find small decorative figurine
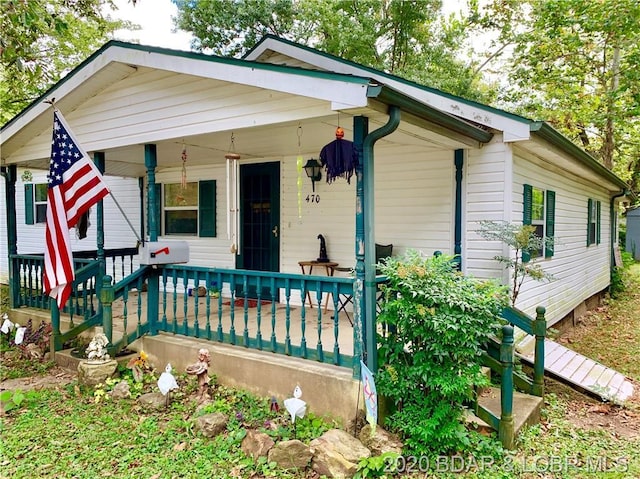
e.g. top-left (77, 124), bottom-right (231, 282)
top-left (283, 385), bottom-right (307, 424)
top-left (86, 332), bottom-right (111, 362)
top-left (158, 363), bottom-right (179, 407)
top-left (317, 234), bottom-right (329, 262)
top-left (186, 348), bottom-right (211, 401)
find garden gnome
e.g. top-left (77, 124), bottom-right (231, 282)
top-left (186, 348), bottom-right (211, 401)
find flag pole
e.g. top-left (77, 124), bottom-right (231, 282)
top-left (108, 191), bottom-right (142, 244)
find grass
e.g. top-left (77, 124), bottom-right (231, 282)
top-left (2, 264), bottom-right (640, 478)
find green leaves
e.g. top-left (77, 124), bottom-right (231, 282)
top-left (376, 251), bottom-right (507, 457)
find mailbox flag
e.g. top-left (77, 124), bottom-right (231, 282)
top-left (43, 110), bottom-right (110, 310)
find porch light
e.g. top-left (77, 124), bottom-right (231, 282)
top-left (303, 158), bottom-right (322, 192)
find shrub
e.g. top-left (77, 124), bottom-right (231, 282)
top-left (375, 251), bottom-right (508, 457)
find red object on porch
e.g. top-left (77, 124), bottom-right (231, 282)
top-left (223, 298), bottom-right (271, 308)
top-left (43, 110), bottom-right (110, 310)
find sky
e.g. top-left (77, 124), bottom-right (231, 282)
top-left (105, 0), bottom-right (194, 50)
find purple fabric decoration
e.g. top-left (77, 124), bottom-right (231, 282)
top-left (319, 138), bottom-right (357, 184)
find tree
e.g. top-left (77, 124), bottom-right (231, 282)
top-left (469, 0), bottom-right (640, 193)
top-left (172, 0), bottom-right (495, 102)
top-left (0, 0), bottom-right (131, 124)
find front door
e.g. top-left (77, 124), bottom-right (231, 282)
top-left (236, 162), bottom-right (280, 296)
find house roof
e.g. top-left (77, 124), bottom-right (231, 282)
top-left (246, 35), bottom-right (632, 194)
top-left (1, 40), bottom-right (493, 176)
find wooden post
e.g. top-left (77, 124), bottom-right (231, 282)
top-left (51, 297), bottom-right (62, 351)
top-left (499, 324), bottom-right (515, 449)
top-left (532, 306), bottom-right (547, 397)
top-left (100, 275), bottom-right (114, 353)
top-left (145, 144), bottom-right (159, 336)
top-left (3, 165), bottom-right (19, 308)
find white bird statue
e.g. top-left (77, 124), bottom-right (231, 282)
top-left (284, 385), bottom-right (306, 424)
top-left (158, 363), bottom-right (179, 407)
top-left (1, 314), bottom-right (14, 335)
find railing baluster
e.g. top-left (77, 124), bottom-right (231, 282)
top-left (205, 271), bottom-right (212, 340)
top-left (315, 280), bottom-right (324, 362)
top-left (229, 276), bottom-right (236, 345)
top-left (332, 282), bottom-right (340, 364)
top-left (284, 279), bottom-right (292, 355)
top-left (161, 270), bottom-right (168, 330)
top-left (300, 278), bottom-right (307, 358)
top-left (269, 277), bottom-right (277, 352)
top-left (255, 276), bottom-right (263, 349)
top-left (172, 269), bottom-right (178, 334)
top-left (216, 273), bottom-right (224, 342)
top-left (122, 286), bottom-right (129, 341)
top-left (136, 276), bottom-right (143, 338)
top-left (182, 271), bottom-right (189, 335)
top-left (193, 270), bottom-right (200, 338)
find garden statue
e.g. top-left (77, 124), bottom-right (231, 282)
top-left (86, 332), bottom-right (110, 362)
top-left (186, 348), bottom-right (211, 401)
top-left (317, 234), bottom-right (329, 262)
top-left (158, 363), bottom-right (179, 407)
top-left (283, 385), bottom-right (306, 424)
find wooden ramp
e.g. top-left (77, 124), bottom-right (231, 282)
top-left (514, 331), bottom-right (634, 404)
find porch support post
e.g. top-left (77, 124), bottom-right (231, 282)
top-left (2, 165), bottom-right (19, 308)
top-left (362, 105), bottom-right (401, 374)
top-left (93, 152), bottom-right (106, 285)
top-left (352, 116), bottom-right (368, 378)
top-left (454, 149), bottom-right (464, 270)
top-left (145, 144), bottom-right (159, 335)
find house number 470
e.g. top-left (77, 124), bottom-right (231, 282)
top-left (306, 194), bottom-right (320, 203)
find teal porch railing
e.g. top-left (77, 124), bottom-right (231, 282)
top-left (475, 306), bottom-right (547, 449)
top-left (98, 264), bottom-right (359, 374)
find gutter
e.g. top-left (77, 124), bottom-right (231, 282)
top-left (367, 84), bottom-right (494, 144)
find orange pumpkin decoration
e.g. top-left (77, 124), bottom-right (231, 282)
top-left (335, 127), bottom-right (345, 139)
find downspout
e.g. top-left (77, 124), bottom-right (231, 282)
top-left (610, 189), bottom-right (629, 277)
top-left (360, 105), bottom-right (400, 374)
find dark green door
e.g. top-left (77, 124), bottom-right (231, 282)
top-left (236, 162), bottom-right (280, 296)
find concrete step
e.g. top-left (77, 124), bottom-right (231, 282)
top-left (55, 348), bottom-right (139, 372)
top-left (477, 387), bottom-right (543, 437)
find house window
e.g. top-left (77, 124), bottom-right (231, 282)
top-left (523, 184), bottom-right (555, 261)
top-left (587, 198), bottom-right (601, 246)
top-left (156, 180), bottom-right (216, 237)
top-left (24, 183), bottom-right (48, 224)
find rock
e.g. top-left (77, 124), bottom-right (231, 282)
top-left (241, 429), bottom-right (275, 459)
top-left (358, 424), bottom-right (403, 455)
top-left (195, 413), bottom-right (228, 438)
top-left (310, 429), bottom-right (371, 478)
top-left (110, 380), bottom-right (131, 400)
top-left (77, 359), bottom-right (118, 386)
top-left (267, 439), bottom-right (312, 470)
top-left (25, 343), bottom-right (43, 360)
top-left (138, 392), bottom-right (167, 410)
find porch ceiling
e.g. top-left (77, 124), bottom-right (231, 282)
top-left (10, 108), bottom-right (477, 179)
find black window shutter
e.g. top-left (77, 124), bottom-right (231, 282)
top-left (24, 184), bottom-right (34, 225)
top-left (199, 180), bottom-right (216, 237)
top-left (596, 200), bottom-right (601, 245)
top-left (523, 184), bottom-right (532, 263)
top-left (587, 198), bottom-right (593, 246)
top-left (545, 190), bottom-right (555, 258)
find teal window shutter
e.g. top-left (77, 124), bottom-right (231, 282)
top-left (523, 184), bottom-right (532, 263)
top-left (587, 198), bottom-right (593, 246)
top-left (596, 200), bottom-right (601, 245)
top-left (24, 184), bottom-right (34, 225)
top-left (199, 180), bottom-right (216, 237)
top-left (545, 190), bottom-right (555, 258)
top-left (154, 183), bottom-right (162, 235)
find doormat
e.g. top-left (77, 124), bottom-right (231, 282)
top-left (223, 298), bottom-right (271, 308)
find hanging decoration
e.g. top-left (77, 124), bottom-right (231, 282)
top-left (319, 125), bottom-right (357, 184)
top-left (225, 132), bottom-right (240, 254)
top-left (180, 141), bottom-right (188, 189)
top-left (296, 125), bottom-right (303, 218)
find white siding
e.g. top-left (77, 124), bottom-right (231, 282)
top-left (0, 177), bottom-right (7, 283)
top-left (512, 151), bottom-right (612, 325)
top-left (464, 135), bottom-right (511, 279)
top-left (0, 169), bottom-right (141, 284)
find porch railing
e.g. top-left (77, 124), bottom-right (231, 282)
top-left (98, 264), bottom-right (359, 374)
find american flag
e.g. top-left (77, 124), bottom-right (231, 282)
top-left (44, 110), bottom-right (110, 310)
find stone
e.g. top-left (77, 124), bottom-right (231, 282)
top-left (310, 429), bottom-right (371, 479)
top-left (24, 343), bottom-right (43, 360)
top-left (77, 359), bottom-right (118, 387)
top-left (241, 429), bottom-right (275, 459)
top-left (110, 380), bottom-right (131, 400)
top-left (267, 439), bottom-right (312, 470)
top-left (138, 392), bottom-right (167, 410)
top-left (358, 424), bottom-right (403, 456)
top-left (195, 413), bottom-right (228, 438)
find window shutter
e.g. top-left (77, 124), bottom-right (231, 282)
top-left (545, 190), bottom-right (555, 258)
top-left (154, 183), bottom-right (162, 235)
top-left (596, 200), bottom-right (601, 245)
top-left (199, 180), bottom-right (216, 237)
top-left (522, 184), bottom-right (532, 263)
top-left (24, 184), bottom-right (34, 225)
top-left (587, 198), bottom-right (593, 246)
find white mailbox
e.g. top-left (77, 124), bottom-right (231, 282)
top-left (139, 241), bottom-right (189, 265)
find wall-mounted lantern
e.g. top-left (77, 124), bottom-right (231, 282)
top-left (303, 158), bottom-right (322, 192)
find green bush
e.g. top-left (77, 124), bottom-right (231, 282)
top-left (375, 251), bottom-right (508, 457)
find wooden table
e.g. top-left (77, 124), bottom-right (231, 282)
top-left (298, 260), bottom-right (339, 311)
